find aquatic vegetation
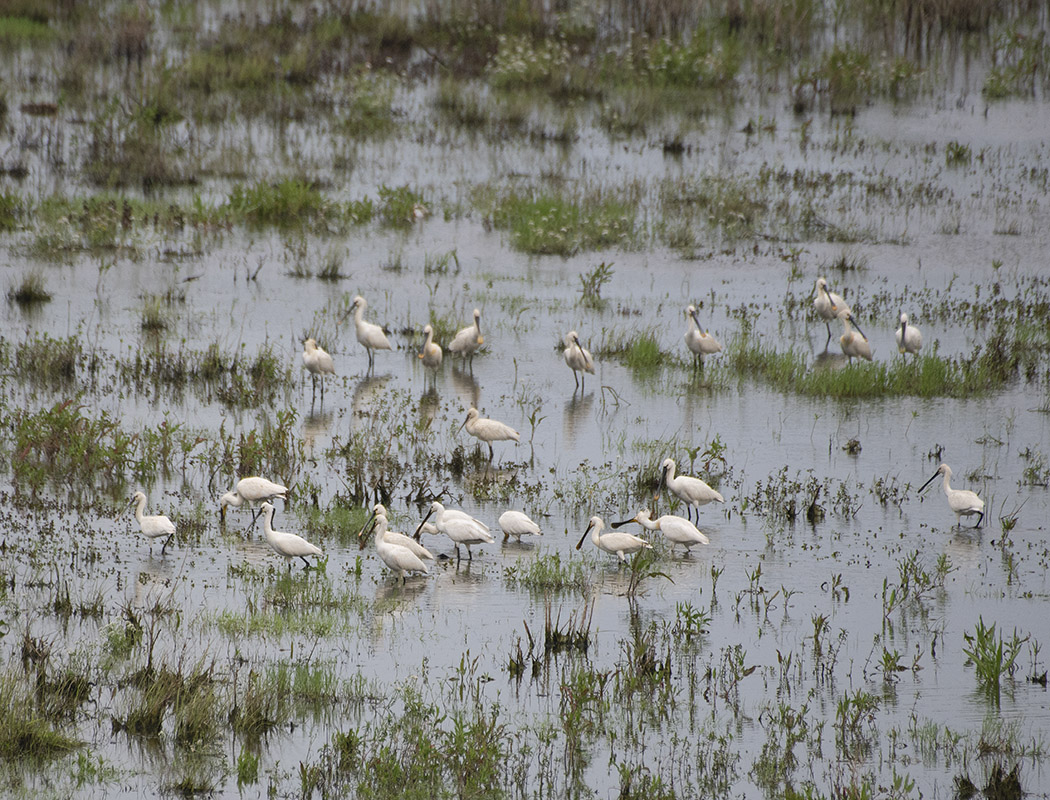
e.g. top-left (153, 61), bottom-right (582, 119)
top-left (963, 618), bottom-right (1029, 704)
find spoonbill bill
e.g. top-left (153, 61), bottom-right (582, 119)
top-left (814, 277), bottom-right (851, 346)
top-left (459, 407), bottom-right (519, 461)
top-left (563, 330), bottom-right (595, 390)
top-left (895, 312), bottom-right (922, 355)
top-left (344, 295), bottom-right (392, 370)
top-left (415, 501), bottom-right (493, 561)
top-left (259, 502), bottom-right (322, 568)
top-left (918, 463), bottom-right (984, 528)
top-left (498, 510), bottom-right (542, 542)
top-left (575, 516), bottom-right (651, 562)
top-left (659, 458), bottom-right (724, 523)
top-left (838, 310), bottom-right (872, 362)
top-left (130, 491), bottom-right (176, 555)
top-left (684, 304), bottom-right (722, 370)
top-left (302, 338), bottom-right (335, 402)
top-left (220, 477), bottom-right (288, 525)
top-left (448, 309), bottom-right (483, 367)
top-left (613, 509), bottom-right (709, 553)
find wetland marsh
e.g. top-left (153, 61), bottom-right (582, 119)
top-left (0, 1), bottom-right (1049, 798)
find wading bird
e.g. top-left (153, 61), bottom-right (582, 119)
top-left (613, 509), bottom-right (709, 554)
top-left (563, 330), bottom-right (595, 390)
top-left (575, 515), bottom-right (651, 562)
top-left (363, 507), bottom-right (430, 582)
top-left (359, 504), bottom-right (435, 563)
top-left (344, 295), bottom-right (392, 370)
top-left (814, 277), bottom-right (851, 347)
top-left (498, 510), bottom-right (542, 543)
top-left (684, 304), bottom-right (722, 371)
top-left (220, 476), bottom-right (288, 526)
top-left (419, 324), bottom-right (442, 385)
top-left (302, 338), bottom-right (335, 402)
top-left (659, 458), bottom-right (724, 523)
top-left (838, 310), bottom-right (872, 362)
top-left (130, 491), bottom-right (176, 555)
top-left (259, 502), bottom-right (322, 569)
top-left (918, 463), bottom-right (984, 528)
top-left (415, 501), bottom-right (493, 561)
top-left (459, 407), bottom-right (519, 461)
top-left (895, 312), bottom-right (922, 355)
top-left (448, 308), bottom-right (483, 367)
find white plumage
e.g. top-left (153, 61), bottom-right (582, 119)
top-left (684, 304), bottom-right (722, 369)
top-left (575, 515), bottom-right (651, 562)
top-left (346, 295), bottom-right (392, 370)
top-left (498, 510), bottom-right (542, 542)
top-left (416, 501), bottom-right (494, 561)
top-left (448, 309), bottom-right (483, 366)
top-left (220, 476), bottom-right (288, 524)
top-left (814, 277), bottom-right (851, 346)
top-left (368, 507), bottom-right (430, 582)
top-left (459, 407), bottom-right (519, 460)
top-left (919, 463), bottom-right (984, 528)
top-left (419, 324), bottom-right (442, 372)
top-left (563, 330), bottom-right (595, 390)
top-left (361, 504), bottom-right (435, 562)
top-left (660, 458), bottom-right (724, 523)
top-left (130, 491), bottom-right (176, 555)
top-left (259, 502), bottom-right (322, 568)
top-left (895, 312), bottom-right (922, 355)
top-left (838, 310), bottom-right (872, 362)
top-left (302, 338), bottom-right (335, 401)
top-left (613, 509), bottom-right (709, 553)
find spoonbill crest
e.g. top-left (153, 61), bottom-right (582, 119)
top-left (459, 407), bottom-right (519, 460)
top-left (498, 510), bottom-right (542, 542)
top-left (259, 502), bottom-right (322, 569)
top-left (448, 309), bottom-right (483, 367)
top-left (415, 501), bottom-right (493, 561)
top-left (684, 304), bottom-right (722, 370)
top-left (814, 278), bottom-right (851, 346)
top-left (838, 310), bottom-right (872, 362)
top-left (575, 516), bottom-right (651, 562)
top-left (659, 458), bottom-right (724, 523)
top-left (563, 330), bottom-right (595, 390)
top-left (918, 463), bottom-right (984, 528)
top-left (344, 295), bottom-right (392, 370)
top-left (895, 312), bottom-right (922, 355)
top-left (302, 338), bottom-right (335, 402)
top-left (220, 476), bottom-right (288, 525)
top-left (613, 509), bottom-right (709, 553)
top-left (130, 491), bottom-right (176, 555)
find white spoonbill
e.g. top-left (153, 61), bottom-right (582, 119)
top-left (459, 407), bottom-right (520, 461)
top-left (415, 501), bottom-right (494, 561)
top-left (448, 309), bottom-right (483, 367)
top-left (344, 295), bottom-right (392, 370)
top-left (220, 476), bottom-right (288, 525)
top-left (814, 277), bottom-right (851, 346)
top-left (895, 312), bottom-right (922, 355)
top-left (613, 509), bottom-right (709, 553)
top-left (419, 324), bottom-right (442, 370)
top-left (563, 330), bottom-right (595, 390)
top-left (838, 310), bottom-right (872, 362)
top-left (359, 504), bottom-right (435, 562)
top-left (498, 510), bottom-right (542, 543)
top-left (302, 338), bottom-right (335, 402)
top-left (659, 458), bottom-right (724, 523)
top-left (130, 491), bottom-right (176, 555)
top-left (918, 463), bottom-right (984, 528)
top-left (684, 304), bottom-right (722, 370)
top-left (259, 502), bottom-right (322, 569)
top-left (575, 516), bottom-right (651, 562)
top-left (366, 509), bottom-right (430, 582)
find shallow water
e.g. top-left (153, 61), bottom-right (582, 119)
top-left (2, 16), bottom-right (1050, 800)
